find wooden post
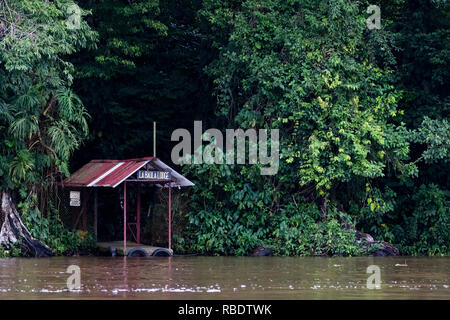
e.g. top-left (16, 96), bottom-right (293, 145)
top-left (153, 121), bottom-right (156, 157)
top-left (94, 188), bottom-right (98, 239)
top-left (71, 205), bottom-right (77, 231)
top-left (137, 183), bottom-right (141, 244)
top-left (123, 182), bottom-right (127, 253)
top-left (82, 189), bottom-right (88, 231)
top-left (168, 183), bottom-right (171, 250)
top-left (71, 190), bottom-right (90, 232)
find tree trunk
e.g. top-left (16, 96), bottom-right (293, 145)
top-left (319, 196), bottom-right (328, 219)
top-left (0, 191), bottom-right (52, 257)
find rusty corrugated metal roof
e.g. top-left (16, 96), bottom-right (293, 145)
top-left (62, 157), bottom-right (194, 188)
top-left (96, 160), bottom-right (149, 187)
top-left (63, 157), bottom-right (152, 187)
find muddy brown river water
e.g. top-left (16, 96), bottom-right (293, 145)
top-left (0, 256), bottom-right (448, 299)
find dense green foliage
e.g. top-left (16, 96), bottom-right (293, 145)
top-left (0, 0), bottom-right (448, 257)
top-left (179, 160), bottom-right (371, 256)
top-left (0, 0), bottom-right (97, 255)
top-left (176, 0), bottom-right (449, 256)
top-left (354, 0), bottom-right (450, 255)
top-left (172, 1), bottom-right (450, 254)
top-left (71, 0), bottom-right (214, 165)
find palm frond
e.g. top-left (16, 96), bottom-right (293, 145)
top-left (9, 113), bottom-right (39, 140)
top-left (47, 119), bottom-right (81, 161)
top-left (0, 99), bottom-right (16, 123)
top-left (14, 90), bottom-right (40, 112)
top-left (55, 89), bottom-right (88, 121)
top-left (9, 149), bottom-right (35, 182)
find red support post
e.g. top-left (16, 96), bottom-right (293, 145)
top-left (137, 183), bottom-right (141, 244)
top-left (168, 183), bottom-right (172, 250)
top-left (123, 182), bottom-right (127, 253)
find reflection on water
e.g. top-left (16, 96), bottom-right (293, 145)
top-left (0, 256), bottom-right (448, 299)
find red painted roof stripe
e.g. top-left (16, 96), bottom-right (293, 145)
top-left (63, 159), bottom-right (149, 187)
top-left (95, 160), bottom-right (148, 187)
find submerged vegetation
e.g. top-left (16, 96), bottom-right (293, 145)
top-left (1, 0), bottom-right (449, 257)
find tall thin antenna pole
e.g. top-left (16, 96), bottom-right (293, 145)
top-left (153, 121), bottom-right (156, 157)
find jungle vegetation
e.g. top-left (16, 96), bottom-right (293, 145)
top-left (0, 0), bottom-right (448, 256)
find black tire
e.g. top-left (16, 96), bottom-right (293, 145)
top-left (152, 248), bottom-right (172, 257)
top-left (108, 246), bottom-right (117, 257)
top-left (127, 247), bottom-right (148, 257)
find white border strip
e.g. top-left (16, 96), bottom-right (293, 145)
top-left (87, 162), bottom-right (125, 187)
top-left (111, 160), bottom-right (150, 188)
